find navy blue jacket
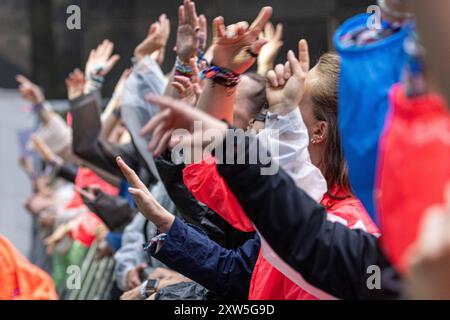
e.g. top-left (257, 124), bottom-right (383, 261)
top-left (146, 217), bottom-right (259, 300)
top-left (215, 135), bottom-right (402, 300)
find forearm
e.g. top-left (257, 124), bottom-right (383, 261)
top-left (70, 91), bottom-right (103, 155)
top-left (100, 96), bottom-right (121, 140)
top-left (70, 91), bottom-right (139, 177)
top-left (148, 217), bottom-right (259, 299)
top-left (33, 101), bottom-right (53, 125)
top-left (163, 67), bottom-right (178, 98)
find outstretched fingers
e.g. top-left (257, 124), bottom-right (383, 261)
top-left (116, 156), bottom-right (148, 192)
top-left (274, 23), bottom-right (283, 41)
top-left (249, 7), bottom-right (273, 37)
top-left (178, 5), bottom-right (186, 26)
top-left (298, 39), bottom-right (310, 73)
top-left (287, 50), bottom-right (302, 77)
top-left (213, 16), bottom-right (226, 39)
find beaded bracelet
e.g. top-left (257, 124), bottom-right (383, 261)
top-left (175, 57), bottom-right (195, 77)
top-left (199, 65), bottom-right (240, 88)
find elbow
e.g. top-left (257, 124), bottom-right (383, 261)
top-left (72, 142), bottom-right (96, 163)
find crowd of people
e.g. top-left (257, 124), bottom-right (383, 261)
top-left (1, 0), bottom-right (449, 300)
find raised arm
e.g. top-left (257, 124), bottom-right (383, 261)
top-left (196, 7), bottom-right (272, 123)
top-left (16, 75), bottom-right (52, 124)
top-left (116, 156), bottom-right (259, 299)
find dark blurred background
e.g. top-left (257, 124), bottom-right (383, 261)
top-left (0, 0), bottom-right (373, 98)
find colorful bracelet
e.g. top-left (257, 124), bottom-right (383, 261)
top-left (199, 65), bottom-right (240, 88)
top-left (175, 57), bottom-right (195, 77)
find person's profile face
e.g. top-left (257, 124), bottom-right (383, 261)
top-left (233, 75), bottom-right (258, 129)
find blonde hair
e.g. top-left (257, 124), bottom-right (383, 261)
top-left (309, 53), bottom-right (351, 195)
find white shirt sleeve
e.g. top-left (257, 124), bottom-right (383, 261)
top-left (257, 108), bottom-right (327, 203)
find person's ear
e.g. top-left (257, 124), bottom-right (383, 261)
top-left (310, 121), bottom-right (328, 144)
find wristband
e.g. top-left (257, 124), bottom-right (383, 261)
top-left (199, 65), bottom-right (240, 88)
top-left (175, 57), bottom-right (195, 78)
top-left (84, 74), bottom-right (104, 94)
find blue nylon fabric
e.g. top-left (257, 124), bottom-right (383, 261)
top-left (333, 14), bottom-right (411, 224)
top-left (105, 232), bottom-right (122, 252)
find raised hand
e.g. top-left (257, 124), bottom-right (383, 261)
top-left (116, 156), bottom-right (175, 232)
top-left (176, 0), bottom-right (202, 63)
top-left (65, 68), bottom-right (86, 100)
top-left (135, 14), bottom-right (171, 62)
top-left (85, 40), bottom-right (120, 78)
top-left (140, 94), bottom-right (228, 157)
top-left (211, 6), bottom-right (273, 74)
top-left (258, 22), bottom-right (283, 75)
top-left (266, 39), bottom-right (310, 115)
top-left (16, 75), bottom-right (45, 105)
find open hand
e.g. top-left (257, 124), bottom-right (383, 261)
top-left (211, 6), bottom-right (272, 74)
top-left (85, 40), bottom-right (120, 78)
top-left (140, 94), bottom-right (228, 157)
top-left (116, 156), bottom-right (175, 233)
top-left (175, 0), bottom-right (204, 63)
top-left (31, 134), bottom-right (57, 163)
top-left (135, 14), bottom-right (171, 62)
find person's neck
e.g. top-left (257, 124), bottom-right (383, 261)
top-left (310, 147), bottom-right (326, 180)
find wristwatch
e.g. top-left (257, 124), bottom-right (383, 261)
top-left (140, 279), bottom-right (160, 300)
